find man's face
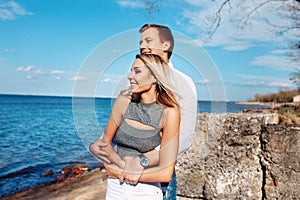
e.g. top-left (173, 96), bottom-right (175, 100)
top-left (139, 27), bottom-right (166, 59)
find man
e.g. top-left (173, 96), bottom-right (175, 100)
top-left (90, 24), bottom-right (197, 199)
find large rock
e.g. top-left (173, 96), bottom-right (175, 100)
top-left (176, 112), bottom-right (279, 199)
top-left (261, 125), bottom-right (300, 199)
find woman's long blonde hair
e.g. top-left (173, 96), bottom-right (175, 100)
top-left (132, 54), bottom-right (179, 108)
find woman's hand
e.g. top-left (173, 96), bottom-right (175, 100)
top-left (120, 156), bottom-right (144, 185)
top-left (104, 163), bottom-right (123, 181)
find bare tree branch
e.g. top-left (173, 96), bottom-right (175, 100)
top-left (208, 0), bottom-right (300, 86)
top-left (204, 0), bottom-right (231, 41)
top-left (142, 0), bottom-right (160, 18)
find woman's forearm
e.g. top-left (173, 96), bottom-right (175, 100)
top-left (139, 163), bottom-right (176, 183)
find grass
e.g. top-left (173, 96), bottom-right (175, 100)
top-left (275, 104), bottom-right (300, 125)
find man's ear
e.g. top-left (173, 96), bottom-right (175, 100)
top-left (163, 41), bottom-right (171, 51)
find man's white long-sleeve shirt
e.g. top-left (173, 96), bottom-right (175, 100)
top-left (169, 62), bottom-right (198, 156)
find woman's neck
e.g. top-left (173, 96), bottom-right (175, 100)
top-left (140, 95), bottom-right (156, 104)
top-left (140, 87), bottom-right (157, 104)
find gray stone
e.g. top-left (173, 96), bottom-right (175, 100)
top-left (176, 112), bottom-right (299, 199)
top-left (261, 125), bottom-right (300, 200)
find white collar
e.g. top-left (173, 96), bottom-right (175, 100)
top-left (168, 61), bottom-right (174, 69)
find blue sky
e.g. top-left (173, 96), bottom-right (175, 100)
top-left (0, 0), bottom-right (297, 101)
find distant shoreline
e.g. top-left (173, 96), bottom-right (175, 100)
top-left (235, 101), bottom-right (299, 108)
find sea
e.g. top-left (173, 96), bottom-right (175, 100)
top-left (0, 94), bottom-right (269, 197)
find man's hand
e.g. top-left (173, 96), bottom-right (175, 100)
top-left (104, 163), bottom-right (123, 180)
top-left (120, 156), bottom-right (144, 185)
top-left (89, 138), bottom-right (111, 163)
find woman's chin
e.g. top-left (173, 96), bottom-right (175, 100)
top-left (130, 86), bottom-right (139, 93)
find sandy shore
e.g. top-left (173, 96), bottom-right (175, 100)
top-left (0, 169), bottom-right (107, 200)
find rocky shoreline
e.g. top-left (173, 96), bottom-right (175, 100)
top-left (0, 168), bottom-right (107, 200)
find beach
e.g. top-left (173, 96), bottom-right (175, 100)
top-left (0, 169), bottom-right (107, 200)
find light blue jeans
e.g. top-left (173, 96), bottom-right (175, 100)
top-left (162, 171), bottom-right (176, 200)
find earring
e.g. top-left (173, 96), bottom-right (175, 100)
top-left (157, 81), bottom-right (163, 91)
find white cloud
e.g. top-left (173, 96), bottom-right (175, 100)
top-left (177, 37), bottom-right (202, 47)
top-left (4, 48), bottom-right (15, 52)
top-left (237, 80), bottom-right (264, 87)
top-left (16, 65), bottom-right (35, 72)
top-left (16, 65), bottom-right (70, 81)
top-left (236, 73), bottom-right (288, 82)
top-left (0, 0), bottom-right (33, 21)
top-left (235, 73), bottom-right (292, 88)
top-left (116, 0), bottom-right (145, 9)
top-left (251, 55), bottom-right (296, 71)
top-left (116, 0), bottom-right (160, 16)
top-left (69, 76), bottom-right (86, 81)
top-left (195, 79), bottom-right (211, 84)
top-left (267, 81), bottom-right (290, 88)
top-left (51, 70), bottom-right (65, 75)
top-left (236, 80), bottom-right (291, 88)
top-left (34, 69), bottom-right (44, 75)
top-left (222, 43), bottom-right (254, 51)
top-left (271, 49), bottom-right (288, 55)
top-left (181, 0), bottom-right (289, 50)
top-left (98, 73), bottom-right (125, 84)
top-left (103, 78), bottom-right (110, 82)
top-left (183, 0), bottom-right (211, 7)
top-left (24, 65), bottom-right (35, 71)
top-left (16, 67), bottom-right (23, 71)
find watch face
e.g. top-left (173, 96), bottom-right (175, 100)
top-left (140, 156), bottom-right (149, 167)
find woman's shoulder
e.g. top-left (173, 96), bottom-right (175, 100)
top-left (113, 95), bottom-right (131, 114)
top-left (115, 94), bottom-right (131, 104)
top-left (164, 106), bottom-right (180, 118)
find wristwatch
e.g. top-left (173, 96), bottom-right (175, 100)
top-left (139, 154), bottom-right (150, 168)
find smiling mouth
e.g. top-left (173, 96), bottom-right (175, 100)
top-left (130, 83), bottom-right (139, 90)
top-left (141, 50), bottom-right (151, 54)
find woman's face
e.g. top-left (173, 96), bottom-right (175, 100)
top-left (127, 58), bottom-right (156, 94)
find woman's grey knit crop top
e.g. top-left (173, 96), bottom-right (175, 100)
top-left (115, 101), bottom-right (165, 158)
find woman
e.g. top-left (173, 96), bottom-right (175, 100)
top-left (97, 54), bottom-right (180, 199)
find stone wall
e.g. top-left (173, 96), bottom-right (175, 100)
top-left (261, 125), bottom-right (300, 199)
top-left (176, 112), bottom-right (300, 199)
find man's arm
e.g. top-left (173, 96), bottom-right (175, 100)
top-left (171, 68), bottom-right (198, 155)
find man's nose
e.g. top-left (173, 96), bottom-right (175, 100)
top-left (140, 41), bottom-right (146, 49)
